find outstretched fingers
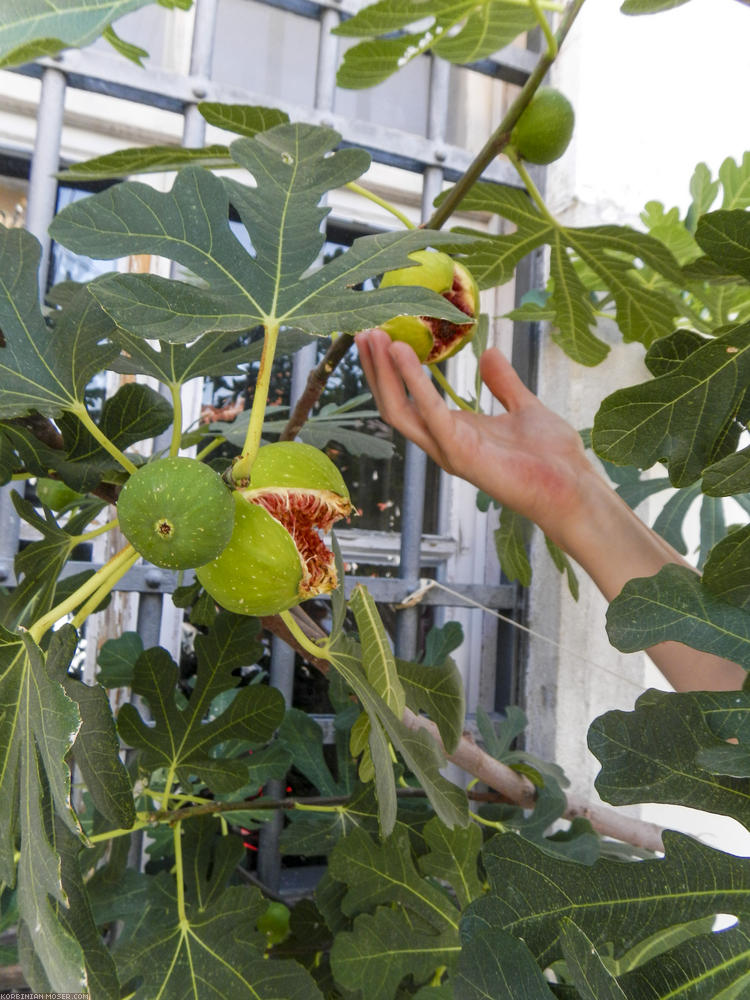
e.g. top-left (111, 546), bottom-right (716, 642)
top-left (355, 330), bottom-right (437, 454)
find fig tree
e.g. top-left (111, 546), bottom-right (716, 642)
top-left (510, 87), bottom-right (575, 165)
top-left (117, 456), bottom-right (235, 570)
top-left (196, 441), bottom-right (352, 617)
top-left (378, 249), bottom-right (479, 363)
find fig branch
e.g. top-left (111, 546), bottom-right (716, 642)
top-left (264, 606), bottom-right (666, 853)
top-left (279, 333), bottom-right (355, 442)
top-left (426, 0), bottom-right (587, 231)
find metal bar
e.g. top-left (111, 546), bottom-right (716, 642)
top-left (18, 51), bottom-right (523, 186)
top-left (256, 636), bottom-right (296, 892)
top-left (394, 53), bottom-right (449, 661)
top-left (182, 0), bottom-right (219, 146)
top-left (25, 65), bottom-right (66, 295)
top-left (0, 486), bottom-right (21, 588)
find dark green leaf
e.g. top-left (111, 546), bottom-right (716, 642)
top-left (591, 322), bottom-right (750, 485)
top-left (96, 631), bottom-right (144, 688)
top-left (102, 23), bottom-right (147, 64)
top-left (606, 563), bottom-right (750, 667)
top-left (419, 816), bottom-right (483, 909)
top-left (645, 328), bottom-right (707, 375)
top-left (51, 125), bottom-right (471, 341)
top-left (329, 827), bottom-right (460, 932)
top-left (703, 444), bottom-right (750, 495)
top-left (278, 708), bottom-right (342, 797)
top-left (703, 524), bottom-right (750, 609)
top-left (698, 493), bottom-right (727, 569)
top-left (331, 907), bottom-right (459, 1000)
top-left (113, 825), bottom-right (323, 999)
top-left (651, 482), bottom-right (700, 554)
top-left (470, 830), bottom-right (750, 969)
top-left (0, 237), bottom-right (117, 418)
top-left (117, 613), bottom-right (282, 788)
top-left (2, 492), bottom-right (76, 629)
top-left (494, 507), bottom-right (532, 585)
top-left (589, 688), bottom-right (750, 826)
top-left (455, 922), bottom-right (554, 1000)
top-left (396, 656), bottom-right (465, 755)
top-left (697, 210), bottom-right (750, 280)
top-left (47, 626), bottom-right (134, 830)
top-left (559, 920), bottom-right (627, 1000)
top-left (618, 920), bottom-right (750, 998)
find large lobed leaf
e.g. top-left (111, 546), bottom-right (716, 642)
top-left (49, 123), bottom-right (472, 343)
top-left (589, 687), bottom-right (750, 826)
top-left (445, 182), bottom-right (683, 365)
top-left (463, 830), bottom-right (750, 971)
top-left (117, 612), bottom-right (282, 793)
top-left (592, 321), bottom-right (750, 485)
top-left (606, 563), bottom-right (750, 668)
top-left (0, 627), bottom-right (92, 991)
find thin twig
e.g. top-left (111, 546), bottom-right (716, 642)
top-left (278, 334), bottom-right (355, 442)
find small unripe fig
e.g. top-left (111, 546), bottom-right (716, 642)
top-left (36, 478), bottom-right (84, 511)
top-left (378, 249), bottom-right (479, 363)
top-left (510, 87), bottom-right (575, 165)
top-left (257, 901), bottom-right (291, 945)
top-left (117, 457), bottom-right (234, 570)
top-left (196, 442), bottom-right (352, 617)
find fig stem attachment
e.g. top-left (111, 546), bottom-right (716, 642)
top-left (279, 608), bottom-right (332, 661)
top-left (505, 147), bottom-right (558, 226)
top-left (173, 821), bottom-right (188, 926)
top-left (28, 543), bottom-right (137, 643)
top-left (429, 364), bottom-right (474, 412)
top-left (345, 182), bottom-right (416, 230)
top-left (167, 381), bottom-right (183, 458)
top-left (233, 320), bottom-right (280, 483)
top-left (529, 0), bottom-right (558, 58)
top-left (72, 518), bottom-right (119, 545)
top-left (69, 401), bottom-right (138, 476)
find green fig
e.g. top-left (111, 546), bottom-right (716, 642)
top-left (197, 442), bottom-right (352, 617)
top-left (378, 249), bottom-right (479, 363)
top-left (117, 457), bottom-right (234, 570)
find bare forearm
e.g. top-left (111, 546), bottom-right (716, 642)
top-left (560, 471), bottom-right (746, 692)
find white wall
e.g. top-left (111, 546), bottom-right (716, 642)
top-left (523, 0), bottom-right (750, 852)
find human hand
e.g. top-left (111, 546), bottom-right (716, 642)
top-left (355, 328), bottom-right (599, 552)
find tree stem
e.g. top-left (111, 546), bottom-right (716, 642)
top-left (233, 321), bottom-right (280, 482)
top-left (425, 0), bottom-right (587, 231)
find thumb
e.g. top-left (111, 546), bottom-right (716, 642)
top-left (479, 347), bottom-right (536, 412)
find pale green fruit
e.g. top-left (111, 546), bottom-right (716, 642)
top-left (197, 442), bottom-right (352, 616)
top-left (378, 249), bottom-right (479, 363)
top-left (510, 87), bottom-right (575, 165)
top-left (117, 457), bottom-right (234, 570)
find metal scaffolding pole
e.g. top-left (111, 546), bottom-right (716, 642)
top-left (26, 65), bottom-right (66, 296)
top-left (394, 55), bottom-right (449, 661)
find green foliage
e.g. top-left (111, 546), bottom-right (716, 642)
top-left (1, 0), bottom-right (750, 996)
top-left (0, 0), bottom-right (189, 69)
top-left (333, 0), bottom-right (536, 89)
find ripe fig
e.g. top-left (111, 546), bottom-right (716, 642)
top-left (378, 249), bottom-right (479, 363)
top-left (117, 456), bottom-right (235, 570)
top-left (510, 87), bottom-right (575, 165)
top-left (196, 442), bottom-right (352, 617)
